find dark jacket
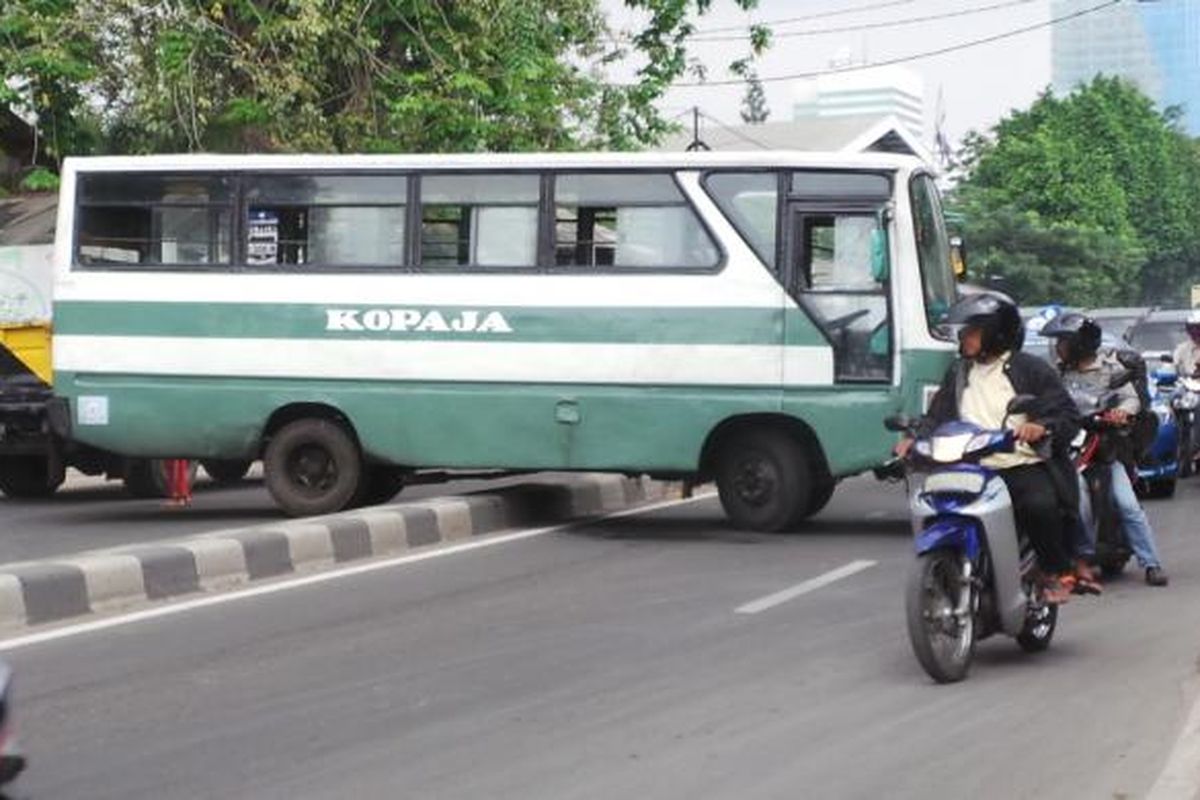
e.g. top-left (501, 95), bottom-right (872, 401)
top-left (919, 350), bottom-right (1081, 456)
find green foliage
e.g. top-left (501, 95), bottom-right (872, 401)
top-left (739, 70), bottom-right (769, 125)
top-left (2, 0), bottom-right (765, 158)
top-left (0, 0), bottom-right (100, 166)
top-left (952, 77), bottom-right (1200, 307)
top-left (18, 166), bottom-right (59, 192)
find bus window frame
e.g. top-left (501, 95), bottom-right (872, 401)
top-left (72, 167), bottom-right (728, 277)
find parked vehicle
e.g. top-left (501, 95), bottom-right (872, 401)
top-left (1127, 309), bottom-right (1193, 364)
top-left (1085, 306), bottom-right (1153, 344)
top-left (889, 402), bottom-right (1058, 684)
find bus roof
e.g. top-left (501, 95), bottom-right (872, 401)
top-left (62, 150), bottom-right (925, 175)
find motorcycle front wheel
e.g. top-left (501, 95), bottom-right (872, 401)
top-left (906, 549), bottom-right (975, 684)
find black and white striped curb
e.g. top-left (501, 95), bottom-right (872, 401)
top-left (0, 474), bottom-right (680, 631)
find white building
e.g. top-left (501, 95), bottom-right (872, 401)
top-left (791, 65), bottom-right (926, 141)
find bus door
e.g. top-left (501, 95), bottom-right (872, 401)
top-left (781, 171), bottom-right (896, 473)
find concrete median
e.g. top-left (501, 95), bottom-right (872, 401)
top-left (0, 474), bottom-right (680, 631)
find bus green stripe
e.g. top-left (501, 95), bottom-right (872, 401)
top-left (53, 301), bottom-right (828, 346)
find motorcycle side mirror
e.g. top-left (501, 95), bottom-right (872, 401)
top-left (884, 414), bottom-right (913, 432)
top-left (1006, 394), bottom-right (1037, 415)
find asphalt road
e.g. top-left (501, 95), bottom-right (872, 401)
top-left (4, 475), bottom-right (1200, 799)
top-left (0, 469), bottom-right (538, 564)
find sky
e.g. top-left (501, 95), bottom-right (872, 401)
top-left (601, 0), bottom-right (1055, 149)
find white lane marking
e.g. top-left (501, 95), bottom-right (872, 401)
top-left (0, 492), bottom-right (716, 653)
top-left (1145, 677), bottom-right (1200, 800)
top-left (735, 560), bottom-right (878, 615)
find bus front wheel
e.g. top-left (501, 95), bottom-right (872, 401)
top-left (715, 430), bottom-right (812, 532)
top-left (264, 419), bottom-right (362, 517)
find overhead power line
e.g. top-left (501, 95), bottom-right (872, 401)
top-left (691, 0), bottom-right (917, 36)
top-left (665, 0), bottom-right (1120, 88)
top-left (689, 0), bottom-right (1037, 43)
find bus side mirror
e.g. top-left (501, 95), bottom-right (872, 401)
top-left (949, 236), bottom-right (967, 280)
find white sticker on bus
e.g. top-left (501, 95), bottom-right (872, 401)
top-left (78, 396), bottom-right (110, 426)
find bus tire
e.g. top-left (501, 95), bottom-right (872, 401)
top-left (0, 456), bottom-right (63, 499)
top-left (804, 477), bottom-right (837, 519)
top-left (715, 429), bottom-right (812, 532)
top-left (124, 459), bottom-right (197, 498)
top-left (264, 419), bottom-right (362, 517)
top-left (201, 459), bottom-right (252, 485)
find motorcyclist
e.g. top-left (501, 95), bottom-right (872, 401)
top-left (1042, 312), bottom-right (1169, 587)
top-left (895, 291), bottom-right (1082, 603)
top-left (1173, 310), bottom-right (1200, 379)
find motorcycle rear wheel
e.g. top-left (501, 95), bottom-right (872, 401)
top-left (906, 549), bottom-right (975, 684)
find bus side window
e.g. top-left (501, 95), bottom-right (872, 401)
top-left (553, 173), bottom-right (719, 270)
top-left (75, 174), bottom-right (233, 268)
top-left (418, 174), bottom-right (539, 269)
top-left (244, 175), bottom-right (407, 269)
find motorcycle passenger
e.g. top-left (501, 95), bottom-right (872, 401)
top-left (896, 291), bottom-right (1082, 604)
top-left (1044, 313), bottom-right (1170, 587)
top-left (1175, 310), bottom-right (1200, 379)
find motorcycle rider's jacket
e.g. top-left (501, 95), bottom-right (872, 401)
top-left (1061, 350), bottom-right (1141, 416)
top-left (1174, 339), bottom-right (1200, 379)
top-left (919, 349), bottom-right (1082, 458)
top-left (1060, 349), bottom-right (1140, 464)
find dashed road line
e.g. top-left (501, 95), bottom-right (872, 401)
top-left (735, 559), bottom-right (878, 615)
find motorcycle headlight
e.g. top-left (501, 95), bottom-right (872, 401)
top-left (914, 440), bottom-right (933, 458)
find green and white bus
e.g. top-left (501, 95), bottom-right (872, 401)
top-left (51, 152), bottom-right (958, 527)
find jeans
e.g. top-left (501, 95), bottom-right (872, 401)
top-left (1080, 462), bottom-right (1163, 569)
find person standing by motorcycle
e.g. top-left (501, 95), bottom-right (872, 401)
top-left (1173, 310), bottom-right (1200, 379)
top-left (896, 292), bottom-right (1082, 603)
top-left (1042, 312), bottom-right (1169, 587)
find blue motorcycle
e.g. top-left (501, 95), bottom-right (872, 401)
top-left (1136, 367), bottom-right (1184, 498)
top-left (888, 401), bottom-right (1058, 684)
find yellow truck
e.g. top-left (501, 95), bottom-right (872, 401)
top-left (0, 194), bottom-right (202, 497)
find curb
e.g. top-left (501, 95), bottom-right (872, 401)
top-left (0, 474), bottom-right (679, 631)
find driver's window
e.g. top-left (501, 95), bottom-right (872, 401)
top-left (794, 211), bottom-right (891, 383)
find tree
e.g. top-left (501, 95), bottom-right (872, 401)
top-left (0, 0), bottom-right (99, 169)
top-left (951, 77), bottom-right (1200, 306)
top-left (740, 69), bottom-right (769, 124)
top-left (1, 0), bottom-right (770, 157)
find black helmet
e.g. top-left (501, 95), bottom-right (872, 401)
top-left (1041, 311), bottom-right (1102, 366)
top-left (946, 290), bottom-right (1022, 358)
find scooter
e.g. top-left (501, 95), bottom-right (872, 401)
top-left (1066, 381), bottom-right (1134, 576)
top-left (887, 397), bottom-right (1058, 684)
top-left (1172, 374), bottom-right (1200, 478)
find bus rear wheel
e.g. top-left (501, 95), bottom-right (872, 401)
top-left (715, 430), bottom-right (812, 532)
top-left (264, 419), bottom-right (362, 518)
